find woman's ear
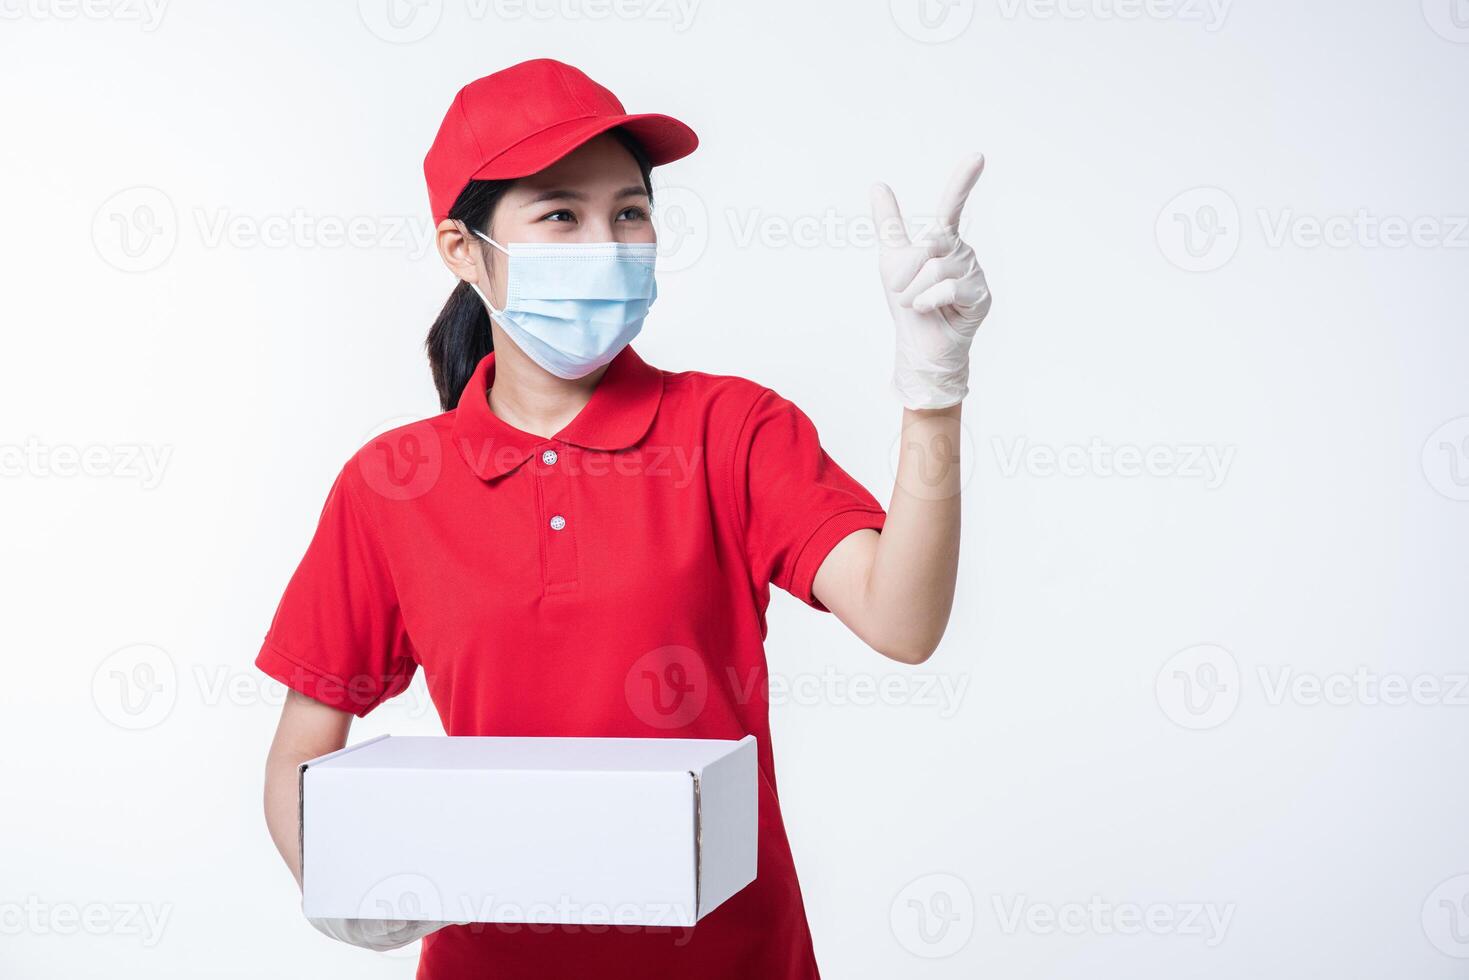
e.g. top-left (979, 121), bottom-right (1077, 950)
top-left (436, 219), bottom-right (484, 285)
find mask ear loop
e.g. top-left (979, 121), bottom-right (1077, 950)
top-left (464, 225), bottom-right (510, 319)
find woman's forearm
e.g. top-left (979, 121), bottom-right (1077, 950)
top-left (264, 746), bottom-right (306, 887)
top-left (815, 403), bottom-right (963, 664)
top-left (868, 404), bottom-right (963, 662)
top-left (264, 690), bottom-right (352, 888)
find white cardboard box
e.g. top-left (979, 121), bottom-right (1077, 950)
top-left (299, 734), bottom-right (758, 927)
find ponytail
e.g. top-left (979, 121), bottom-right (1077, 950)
top-left (426, 280), bottom-right (494, 411)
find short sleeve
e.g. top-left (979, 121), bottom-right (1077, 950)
top-left (734, 388), bottom-right (887, 612)
top-left (254, 465), bottom-right (417, 716)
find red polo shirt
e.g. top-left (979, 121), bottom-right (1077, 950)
top-left (256, 344), bottom-right (888, 979)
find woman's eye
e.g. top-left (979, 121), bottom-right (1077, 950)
top-left (618, 206), bottom-right (650, 221)
top-left (542, 209), bottom-right (575, 223)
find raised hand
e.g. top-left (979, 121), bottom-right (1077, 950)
top-left (870, 154), bottom-right (992, 410)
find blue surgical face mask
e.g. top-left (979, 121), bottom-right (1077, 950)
top-left (467, 228), bottom-right (658, 380)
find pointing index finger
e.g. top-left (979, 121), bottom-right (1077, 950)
top-left (935, 153), bottom-right (985, 232)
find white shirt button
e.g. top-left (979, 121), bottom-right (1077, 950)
top-left (549, 515), bottom-right (567, 531)
top-left (541, 449), bottom-right (558, 466)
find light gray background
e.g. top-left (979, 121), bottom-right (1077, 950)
top-left (2, 1), bottom-right (1467, 977)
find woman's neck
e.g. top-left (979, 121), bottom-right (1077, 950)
top-left (484, 340), bottom-right (608, 439)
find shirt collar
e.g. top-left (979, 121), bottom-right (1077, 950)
top-left (451, 344), bottom-right (665, 480)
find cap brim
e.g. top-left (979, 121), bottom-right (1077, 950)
top-left (470, 112), bottom-right (698, 181)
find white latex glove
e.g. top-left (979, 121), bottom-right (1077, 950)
top-left (870, 154), bottom-right (992, 410)
top-left (306, 908), bottom-right (460, 952)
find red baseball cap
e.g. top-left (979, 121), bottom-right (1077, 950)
top-left (423, 58), bottom-right (699, 224)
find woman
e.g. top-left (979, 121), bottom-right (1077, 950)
top-left (258, 58), bottom-right (989, 979)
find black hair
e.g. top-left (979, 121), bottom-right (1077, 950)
top-left (425, 128), bottom-right (655, 410)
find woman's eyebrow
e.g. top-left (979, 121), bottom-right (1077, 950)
top-left (520, 186), bottom-right (649, 207)
top-left (521, 188), bottom-right (585, 206)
